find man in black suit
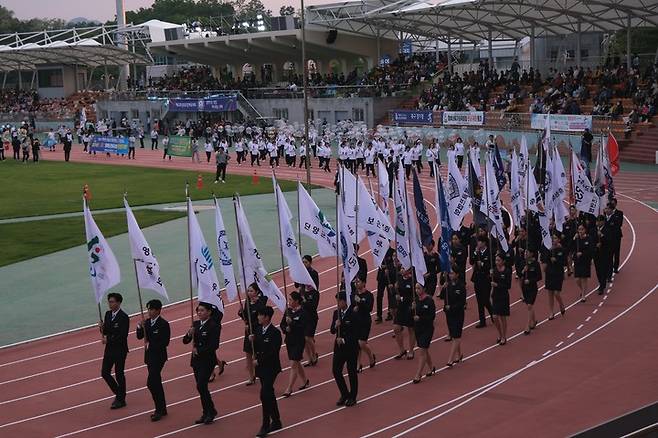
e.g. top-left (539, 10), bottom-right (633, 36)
top-left (183, 302), bottom-right (219, 425)
top-left (136, 299), bottom-right (171, 421)
top-left (330, 291), bottom-right (361, 407)
top-left (606, 199), bottom-right (624, 274)
top-left (99, 292), bottom-right (130, 409)
top-left (251, 306), bottom-right (283, 437)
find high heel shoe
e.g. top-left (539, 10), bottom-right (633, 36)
top-left (523, 329), bottom-right (530, 335)
top-left (548, 315), bottom-right (555, 320)
top-left (406, 352), bottom-right (415, 360)
top-left (246, 378), bottom-right (256, 386)
top-left (454, 354), bottom-right (463, 363)
top-left (425, 366), bottom-right (436, 377)
top-left (282, 390), bottom-right (293, 398)
top-left (500, 339), bottom-right (507, 345)
top-left (560, 308), bottom-right (566, 316)
top-left (496, 338), bottom-right (501, 345)
top-left (357, 364), bottom-right (363, 373)
top-left (412, 377), bottom-right (421, 384)
top-left (446, 361), bottom-right (454, 368)
top-left (218, 360), bottom-right (227, 376)
top-left (394, 350), bottom-right (407, 360)
top-left (298, 379), bottom-right (310, 390)
top-left (530, 322), bottom-right (537, 330)
top-left (370, 354), bottom-right (376, 368)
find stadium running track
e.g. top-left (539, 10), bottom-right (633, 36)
top-left (1, 146), bottom-right (657, 438)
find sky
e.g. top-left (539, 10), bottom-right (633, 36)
top-left (3, 0), bottom-right (329, 22)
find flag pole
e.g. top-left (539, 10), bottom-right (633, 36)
top-left (83, 190), bottom-right (104, 326)
top-left (354, 169), bottom-right (360, 255)
top-left (185, 182), bottom-right (194, 324)
top-left (334, 180), bottom-right (342, 339)
top-left (233, 194), bottom-right (254, 355)
top-left (296, 177), bottom-right (302, 255)
top-left (483, 151), bottom-right (494, 272)
top-left (272, 171), bottom-right (289, 307)
top-left (124, 192), bottom-right (146, 325)
top-left (402, 167), bottom-right (416, 314)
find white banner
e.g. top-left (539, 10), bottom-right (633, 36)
top-left (531, 114), bottom-right (593, 132)
top-left (442, 111), bottom-right (485, 126)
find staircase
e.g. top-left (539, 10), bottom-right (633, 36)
top-left (236, 92), bottom-right (263, 121)
top-left (618, 116), bottom-right (658, 164)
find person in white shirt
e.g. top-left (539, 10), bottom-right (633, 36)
top-left (285, 140), bottom-right (297, 167)
top-left (150, 129), bottom-right (159, 150)
top-left (412, 140), bottom-right (423, 173)
top-left (426, 143), bottom-right (437, 177)
top-left (321, 142), bottom-right (331, 172)
top-left (258, 138), bottom-right (267, 161)
top-left (268, 140), bottom-right (279, 167)
top-left (162, 135), bottom-right (171, 161)
top-left (204, 139), bottom-right (214, 163)
top-left (347, 144), bottom-right (357, 173)
top-left (485, 134), bottom-right (496, 152)
top-left (402, 146), bottom-right (413, 180)
top-left (364, 143), bottom-right (376, 176)
top-left (249, 139), bottom-right (260, 166)
top-left (298, 142), bottom-right (308, 169)
top-left (453, 137), bottom-right (465, 169)
top-left (234, 138), bottom-right (245, 165)
top-left (355, 141), bottom-right (365, 171)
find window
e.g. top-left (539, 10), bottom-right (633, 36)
top-left (131, 110), bottom-right (139, 119)
top-left (307, 109), bottom-right (314, 121)
top-left (352, 108), bottom-right (364, 122)
top-left (37, 68), bottom-right (63, 87)
top-left (550, 49), bottom-right (558, 62)
top-left (581, 49), bottom-right (589, 60)
top-left (273, 108), bottom-right (289, 120)
top-left (335, 110), bottom-right (349, 121)
top-left (566, 50), bottom-right (575, 59)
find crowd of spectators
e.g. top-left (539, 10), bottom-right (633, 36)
top-left (0, 89), bottom-right (101, 119)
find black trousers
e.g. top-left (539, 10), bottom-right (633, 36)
top-left (332, 344), bottom-right (358, 400)
top-left (376, 282), bottom-right (390, 319)
top-left (404, 164), bottom-right (412, 179)
top-left (259, 371), bottom-right (281, 428)
top-left (162, 149), bottom-right (170, 160)
top-left (193, 363), bottom-right (216, 416)
top-left (151, 139), bottom-right (158, 149)
top-left (365, 163), bottom-right (375, 176)
top-left (428, 161), bottom-right (435, 177)
top-left (299, 156), bottom-right (307, 168)
top-left (216, 163), bottom-right (227, 181)
top-left (595, 253), bottom-right (611, 292)
top-left (237, 150), bottom-right (245, 163)
top-left (415, 160), bottom-right (423, 172)
top-left (457, 155), bottom-right (463, 169)
top-left (251, 153), bottom-right (260, 166)
top-left (32, 149), bottom-right (38, 162)
top-left (147, 360), bottom-right (167, 413)
top-left (64, 147), bottom-right (71, 162)
top-left (140, 138), bottom-right (144, 148)
top-left (474, 282), bottom-right (493, 324)
top-left (323, 158), bottom-right (330, 171)
top-left (101, 350), bottom-right (127, 401)
top-left (206, 151), bottom-right (212, 162)
top-left (13, 146), bottom-right (19, 159)
top-left (356, 158), bottom-right (364, 170)
top-left (128, 147), bottom-right (135, 159)
top-left (611, 237), bottom-right (621, 272)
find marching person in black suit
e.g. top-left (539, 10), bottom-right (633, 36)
top-left (606, 199), bottom-right (624, 275)
top-left (412, 283), bottom-right (436, 383)
top-left (330, 291), bottom-right (361, 407)
top-left (594, 215), bottom-right (612, 295)
top-left (251, 306), bottom-right (283, 437)
top-left (491, 254), bottom-right (512, 345)
top-left (209, 302), bottom-right (227, 383)
top-left (423, 240), bottom-right (440, 297)
top-left (182, 302), bottom-right (219, 425)
top-left (521, 250), bottom-right (542, 335)
top-left (470, 236), bottom-right (494, 328)
top-left (375, 248), bottom-right (396, 323)
top-left (280, 292), bottom-right (310, 397)
top-left (136, 299), bottom-right (171, 421)
top-left (574, 224), bottom-right (593, 303)
top-left (352, 278), bottom-right (376, 372)
top-left (450, 234), bottom-right (468, 287)
top-left (239, 283), bottom-right (267, 385)
top-left (298, 255), bottom-right (320, 367)
top-left (393, 268), bottom-right (417, 360)
top-left (99, 292), bottom-right (129, 409)
top-left (440, 269), bottom-right (466, 366)
top-left (545, 234), bottom-right (567, 319)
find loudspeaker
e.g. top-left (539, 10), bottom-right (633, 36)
top-left (326, 29), bottom-right (337, 44)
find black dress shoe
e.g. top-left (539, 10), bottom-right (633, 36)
top-left (110, 400), bottom-right (126, 409)
top-left (204, 415), bottom-right (215, 425)
top-left (151, 412), bottom-right (163, 422)
top-left (195, 416), bottom-right (207, 424)
top-left (345, 398), bottom-right (357, 407)
top-left (269, 420), bottom-right (282, 432)
top-left (475, 322), bottom-right (486, 329)
top-left (256, 426), bottom-right (270, 437)
top-left (336, 397), bottom-right (347, 406)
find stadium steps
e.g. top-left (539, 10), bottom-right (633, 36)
top-left (620, 117), bottom-right (658, 163)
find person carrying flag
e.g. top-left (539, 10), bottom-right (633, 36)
top-left (330, 291), bottom-right (361, 407)
top-left (99, 292), bottom-right (129, 410)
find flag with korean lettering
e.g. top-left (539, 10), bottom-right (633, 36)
top-left (214, 198), bottom-right (238, 302)
top-left (446, 149), bottom-right (471, 230)
top-left (125, 198), bottom-right (168, 300)
top-left (187, 198), bottom-right (223, 312)
top-left (356, 174), bottom-right (394, 240)
top-left (377, 158), bottom-right (390, 216)
top-left (571, 150), bottom-right (600, 215)
top-left (393, 163), bottom-right (412, 269)
top-left (84, 199), bottom-right (121, 303)
top-left (510, 150), bottom-right (523, 228)
top-left (412, 169), bottom-right (433, 247)
top-left (298, 182), bottom-right (337, 257)
top-left (338, 200), bottom-right (359, 307)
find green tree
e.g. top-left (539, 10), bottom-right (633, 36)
top-left (279, 5), bottom-right (296, 16)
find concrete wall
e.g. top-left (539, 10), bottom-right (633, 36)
top-left (37, 65), bottom-right (79, 99)
top-left (95, 99), bottom-right (169, 128)
top-left (249, 96), bottom-right (375, 126)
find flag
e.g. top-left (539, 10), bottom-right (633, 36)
top-left (356, 175), bottom-right (394, 240)
top-left (377, 158), bottom-right (390, 215)
top-left (601, 141), bottom-right (616, 200)
top-left (273, 176), bottom-right (316, 288)
top-left (393, 163), bottom-right (412, 269)
top-left (492, 143), bottom-right (507, 191)
top-left (298, 182), bottom-right (337, 257)
top-left (235, 196), bottom-right (287, 312)
top-left (551, 148), bottom-right (568, 232)
top-left (446, 149), bottom-right (471, 230)
top-left (367, 230), bottom-right (389, 269)
top-left (593, 144), bottom-right (606, 215)
top-left (408, 212), bottom-right (428, 285)
top-left (435, 172), bottom-right (452, 272)
top-left (519, 136), bottom-right (529, 198)
top-left (510, 150), bottom-right (523, 228)
top-left (213, 198), bottom-right (238, 302)
top-left (537, 152), bottom-right (554, 250)
top-left (480, 154), bottom-right (509, 252)
top-left (412, 169), bottom-right (433, 246)
top-left (606, 132), bottom-right (620, 176)
top-left (187, 198), bottom-right (224, 312)
top-left (338, 200), bottom-right (359, 307)
top-left (125, 199), bottom-right (168, 300)
top-left (571, 150), bottom-right (600, 215)
top-left (467, 149), bottom-right (487, 226)
top-left (524, 165), bottom-right (542, 213)
top-left (84, 200), bottom-right (121, 303)
top-left (80, 108), bottom-right (87, 126)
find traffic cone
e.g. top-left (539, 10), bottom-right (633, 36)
top-left (196, 174), bottom-right (203, 190)
top-left (83, 184), bottom-right (92, 201)
top-left (252, 169), bottom-right (259, 185)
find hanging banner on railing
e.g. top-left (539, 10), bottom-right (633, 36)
top-left (168, 96), bottom-right (238, 113)
top-left (530, 114), bottom-right (592, 132)
top-left (391, 110), bottom-right (434, 125)
top-left (441, 111), bottom-right (485, 126)
top-left (90, 136), bottom-right (129, 154)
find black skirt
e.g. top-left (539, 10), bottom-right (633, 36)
top-left (545, 270), bottom-right (564, 291)
top-left (394, 304), bottom-right (413, 327)
top-left (304, 313), bottom-right (318, 338)
top-left (491, 288), bottom-right (510, 316)
top-left (414, 325), bottom-right (434, 348)
top-left (574, 257), bottom-right (592, 278)
top-left (285, 339), bottom-right (305, 361)
top-left (522, 283), bottom-right (538, 305)
top-left (446, 309), bottom-right (465, 339)
top-left (358, 316), bottom-right (372, 341)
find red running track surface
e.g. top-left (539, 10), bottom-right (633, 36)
top-left (1, 145), bottom-right (657, 438)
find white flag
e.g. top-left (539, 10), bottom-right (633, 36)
top-left (356, 175), bottom-right (394, 240)
top-left (543, 151), bottom-right (555, 215)
top-left (274, 178), bottom-right (315, 288)
top-left (524, 166), bottom-right (542, 213)
top-left (394, 164), bottom-right (412, 269)
top-left (551, 147), bottom-right (568, 232)
top-left (214, 199), bottom-right (238, 302)
top-left (235, 197), bottom-right (287, 312)
top-left (510, 150), bottom-right (523, 228)
top-left (84, 200), bottom-right (121, 304)
top-left (187, 199), bottom-right (224, 312)
top-left (367, 230), bottom-right (389, 268)
top-left (338, 201), bottom-right (359, 307)
top-left (519, 136), bottom-right (529, 185)
top-left (446, 149), bottom-right (471, 230)
top-left (408, 214), bottom-right (427, 285)
top-left (298, 182), bottom-right (337, 257)
top-left (480, 154), bottom-right (509, 252)
top-left (571, 151), bottom-right (600, 215)
top-left (377, 158), bottom-right (390, 216)
top-left (124, 199), bottom-right (168, 300)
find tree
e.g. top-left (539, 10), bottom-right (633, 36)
top-left (279, 5), bottom-right (296, 16)
top-left (125, 0), bottom-right (234, 26)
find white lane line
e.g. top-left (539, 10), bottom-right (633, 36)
top-left (555, 341), bottom-right (564, 348)
top-left (577, 324), bottom-right (584, 330)
top-left (586, 316), bottom-right (592, 322)
top-left (593, 309), bottom-right (598, 314)
top-left (567, 332), bottom-right (575, 339)
top-left (542, 350), bottom-right (551, 357)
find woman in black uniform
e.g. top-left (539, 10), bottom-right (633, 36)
top-left (393, 268), bottom-right (416, 360)
top-left (545, 234), bottom-right (566, 320)
top-left (562, 206), bottom-right (579, 276)
top-left (491, 254), bottom-right (512, 345)
top-left (442, 269), bottom-right (466, 366)
top-left (299, 256), bottom-right (320, 367)
top-left (521, 250), bottom-right (542, 335)
top-left (353, 278), bottom-right (376, 372)
top-left (573, 224), bottom-right (593, 302)
top-left (412, 283), bottom-right (436, 383)
top-left (512, 227), bottom-right (529, 282)
top-left (280, 292), bottom-right (309, 397)
top-left (238, 283), bottom-right (267, 386)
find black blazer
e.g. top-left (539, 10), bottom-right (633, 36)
top-left (183, 319), bottom-right (219, 368)
top-left (254, 324), bottom-right (282, 377)
top-left (136, 317), bottom-right (171, 365)
top-left (103, 309), bottom-right (129, 354)
top-left (330, 305), bottom-right (361, 348)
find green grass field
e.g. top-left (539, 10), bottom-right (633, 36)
top-left (0, 160), bottom-right (296, 219)
top-left (0, 210), bottom-right (185, 267)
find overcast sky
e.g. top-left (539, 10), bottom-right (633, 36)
top-left (4, 0), bottom-right (328, 22)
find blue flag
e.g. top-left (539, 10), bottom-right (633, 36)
top-left (412, 169), bottom-right (433, 247)
top-left (492, 144), bottom-right (507, 191)
top-left (436, 174), bottom-right (452, 272)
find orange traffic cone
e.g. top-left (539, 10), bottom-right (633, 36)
top-left (83, 184), bottom-right (92, 201)
top-left (196, 174), bottom-right (203, 190)
top-left (252, 169), bottom-right (259, 185)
